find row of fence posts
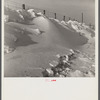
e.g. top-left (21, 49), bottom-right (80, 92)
top-left (22, 4), bottom-right (94, 29)
top-left (22, 4), bottom-right (83, 22)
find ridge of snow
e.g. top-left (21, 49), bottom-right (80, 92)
top-left (4, 15), bottom-right (9, 22)
top-left (36, 12), bottom-right (43, 16)
top-left (16, 10), bottom-right (24, 20)
top-left (4, 45), bottom-right (15, 54)
top-left (66, 20), bottom-right (83, 32)
top-left (5, 7), bottom-right (94, 37)
top-left (30, 28), bottom-right (42, 35)
top-left (27, 9), bottom-right (36, 18)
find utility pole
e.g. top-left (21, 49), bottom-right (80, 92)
top-left (22, 4), bottom-right (25, 10)
top-left (82, 12), bottom-right (83, 23)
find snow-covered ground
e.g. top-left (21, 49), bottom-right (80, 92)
top-left (4, 7), bottom-right (95, 77)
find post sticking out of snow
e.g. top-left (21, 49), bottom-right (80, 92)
top-left (54, 13), bottom-right (57, 19)
top-left (63, 16), bottom-right (65, 21)
top-left (89, 23), bottom-right (91, 28)
top-left (43, 10), bottom-right (46, 15)
top-left (22, 4), bottom-right (25, 10)
top-left (82, 13), bottom-right (83, 23)
top-left (69, 17), bottom-right (70, 20)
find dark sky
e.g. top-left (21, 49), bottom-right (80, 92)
top-left (5, 0), bottom-right (95, 25)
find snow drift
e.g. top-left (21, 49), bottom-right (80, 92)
top-left (4, 7), bottom-right (44, 24)
top-left (4, 7), bottom-right (95, 77)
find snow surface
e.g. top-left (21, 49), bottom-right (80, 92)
top-left (4, 8), bottom-right (95, 77)
top-left (4, 15), bottom-right (9, 22)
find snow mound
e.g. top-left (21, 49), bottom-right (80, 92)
top-left (36, 12), bottom-right (44, 16)
top-left (4, 15), bottom-right (9, 22)
top-left (4, 45), bottom-right (15, 54)
top-left (61, 20), bottom-right (67, 25)
top-left (51, 18), bottom-right (95, 36)
top-left (30, 28), bottom-right (42, 35)
top-left (4, 7), bottom-right (45, 24)
top-left (56, 20), bottom-right (95, 39)
top-left (67, 20), bottom-right (84, 32)
top-left (49, 18), bottom-right (60, 23)
top-left (27, 9), bottom-right (36, 18)
top-left (16, 10), bottom-right (24, 20)
top-left (42, 49), bottom-right (95, 77)
top-left (4, 7), bottom-right (95, 77)
top-left (66, 20), bottom-right (95, 34)
top-left (16, 9), bottom-right (36, 20)
top-left (68, 70), bottom-right (84, 77)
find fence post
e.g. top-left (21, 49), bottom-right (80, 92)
top-left (63, 16), bottom-right (65, 21)
top-left (54, 13), bottom-right (56, 19)
top-left (89, 23), bottom-right (91, 28)
top-left (22, 4), bottom-right (25, 10)
top-left (82, 12), bottom-right (83, 23)
top-left (43, 10), bottom-right (46, 15)
top-left (69, 17), bottom-right (70, 20)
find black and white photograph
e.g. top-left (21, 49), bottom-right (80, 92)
top-left (4, 0), bottom-right (96, 77)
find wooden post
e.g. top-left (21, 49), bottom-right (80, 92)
top-left (69, 17), bottom-right (70, 20)
top-left (22, 4), bottom-right (25, 10)
top-left (63, 16), bottom-right (65, 21)
top-left (43, 10), bottom-right (46, 15)
top-left (54, 13), bottom-right (56, 19)
top-left (82, 13), bottom-right (83, 23)
top-left (89, 23), bottom-right (91, 28)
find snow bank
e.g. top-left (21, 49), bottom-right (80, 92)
top-left (66, 20), bottom-right (83, 32)
top-left (51, 19), bottom-right (94, 35)
top-left (27, 9), bottom-right (36, 18)
top-left (49, 18), bottom-right (60, 23)
top-left (67, 20), bottom-right (95, 33)
top-left (16, 10), bottom-right (24, 20)
top-left (5, 8), bottom-right (38, 24)
top-left (61, 20), bottom-right (67, 25)
top-left (4, 15), bottom-right (9, 22)
top-left (5, 7), bottom-right (47, 24)
top-left (42, 49), bottom-right (95, 77)
top-left (4, 45), bottom-right (15, 54)
top-left (36, 12), bottom-right (43, 16)
top-left (18, 9), bottom-right (45, 19)
top-left (17, 9), bottom-right (36, 20)
top-left (68, 70), bottom-right (84, 77)
top-left (32, 28), bottom-right (42, 35)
